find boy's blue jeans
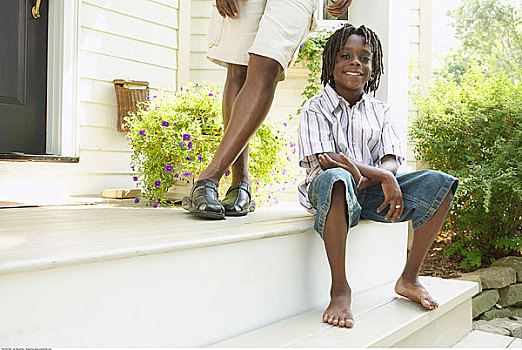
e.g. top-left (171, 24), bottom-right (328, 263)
top-left (308, 168), bottom-right (458, 237)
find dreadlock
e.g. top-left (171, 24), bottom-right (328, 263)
top-left (321, 23), bottom-right (384, 95)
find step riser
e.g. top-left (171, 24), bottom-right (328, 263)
top-left (0, 222), bottom-right (406, 347)
top-left (391, 299), bottom-right (472, 348)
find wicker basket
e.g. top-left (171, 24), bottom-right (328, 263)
top-left (113, 79), bottom-right (150, 132)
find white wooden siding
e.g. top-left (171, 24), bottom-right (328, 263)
top-left (77, 0), bottom-right (179, 191)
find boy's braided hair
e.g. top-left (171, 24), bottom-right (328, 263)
top-left (321, 24), bottom-right (384, 95)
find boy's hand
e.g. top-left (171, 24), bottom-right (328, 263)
top-left (216, 0), bottom-right (245, 19)
top-left (326, 0), bottom-right (352, 18)
top-left (377, 172), bottom-right (405, 223)
top-left (318, 153), bottom-right (364, 186)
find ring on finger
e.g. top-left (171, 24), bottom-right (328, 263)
top-left (395, 204), bottom-right (402, 209)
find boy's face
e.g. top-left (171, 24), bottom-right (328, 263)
top-left (333, 34), bottom-right (373, 96)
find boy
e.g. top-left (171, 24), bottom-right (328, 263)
top-left (297, 24), bottom-right (458, 328)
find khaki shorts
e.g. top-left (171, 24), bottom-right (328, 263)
top-left (207, 0), bottom-right (318, 81)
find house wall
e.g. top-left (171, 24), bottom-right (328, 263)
top-left (0, 0), bottom-right (430, 202)
top-left (0, 0), bottom-right (180, 201)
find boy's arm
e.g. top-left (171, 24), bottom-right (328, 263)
top-left (321, 152), bottom-right (397, 186)
top-left (318, 152), bottom-right (405, 222)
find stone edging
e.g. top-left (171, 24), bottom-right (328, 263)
top-left (454, 256), bottom-right (522, 337)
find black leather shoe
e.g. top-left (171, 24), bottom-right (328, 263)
top-left (182, 179), bottom-right (225, 219)
top-left (221, 182), bottom-right (256, 217)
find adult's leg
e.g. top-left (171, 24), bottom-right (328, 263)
top-left (322, 181), bottom-right (355, 328)
top-left (198, 54), bottom-right (283, 185)
top-left (394, 191), bottom-right (454, 309)
top-left (222, 64), bottom-right (249, 185)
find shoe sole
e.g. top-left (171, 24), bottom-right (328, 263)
top-left (224, 201), bottom-right (256, 217)
top-left (182, 197), bottom-right (225, 220)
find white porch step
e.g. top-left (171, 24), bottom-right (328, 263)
top-left (453, 330), bottom-right (518, 348)
top-left (0, 202), bottom-right (419, 346)
top-left (211, 277), bottom-right (478, 348)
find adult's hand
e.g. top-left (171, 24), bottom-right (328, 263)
top-left (216, 0), bottom-right (244, 19)
top-left (326, 0), bottom-right (352, 18)
top-left (376, 171), bottom-right (405, 223)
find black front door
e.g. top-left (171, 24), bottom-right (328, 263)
top-left (0, 0), bottom-right (48, 154)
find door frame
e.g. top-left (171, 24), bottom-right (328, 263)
top-left (46, 0), bottom-right (80, 157)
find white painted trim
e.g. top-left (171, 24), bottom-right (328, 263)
top-left (46, 0), bottom-right (80, 157)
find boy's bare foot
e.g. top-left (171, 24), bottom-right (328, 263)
top-left (394, 276), bottom-right (439, 310)
top-left (323, 287), bottom-right (355, 328)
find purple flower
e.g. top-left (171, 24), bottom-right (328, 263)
top-left (183, 134), bottom-right (191, 141)
top-left (153, 203), bottom-right (160, 208)
top-left (195, 83), bottom-right (199, 87)
top-left (146, 96), bottom-right (151, 101)
top-left (198, 155), bottom-right (202, 163)
top-left (301, 43), bottom-right (305, 49)
top-left (154, 181), bottom-right (161, 187)
top-left (179, 142), bottom-right (185, 148)
top-left (162, 121), bottom-right (170, 127)
top-left (180, 86), bottom-right (183, 91)
top-left (185, 157), bottom-right (192, 161)
top-left (131, 166), bottom-right (135, 171)
top-left (187, 141), bottom-right (193, 150)
top-left (133, 176), bottom-right (138, 182)
top-left (255, 179), bottom-right (259, 184)
top-left (282, 169), bottom-right (288, 175)
top-left (183, 172), bottom-right (193, 177)
top-left (165, 165), bottom-right (173, 172)
top-left (224, 169), bottom-right (231, 178)
top-left (139, 130), bottom-right (145, 135)
top-left (208, 93), bottom-right (214, 97)
top-left (134, 198), bottom-right (140, 204)
top-left (153, 95), bottom-right (157, 99)
top-left (174, 173), bottom-right (179, 178)
top-left (144, 105), bottom-right (149, 111)
top-left (293, 148), bottom-right (296, 154)
top-left (255, 186), bottom-right (259, 191)
top-left (287, 156), bottom-right (291, 161)
top-left (283, 122), bottom-right (287, 127)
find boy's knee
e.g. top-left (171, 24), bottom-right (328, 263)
top-left (323, 168), bottom-right (356, 189)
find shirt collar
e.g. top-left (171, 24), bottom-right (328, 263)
top-left (323, 83), bottom-right (368, 113)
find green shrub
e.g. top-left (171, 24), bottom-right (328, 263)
top-left (410, 62), bottom-right (522, 269)
top-left (125, 83), bottom-right (294, 207)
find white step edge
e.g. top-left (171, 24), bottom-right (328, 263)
top-left (453, 330), bottom-right (516, 348)
top-left (0, 203), bottom-right (314, 276)
top-left (210, 277), bottom-right (479, 348)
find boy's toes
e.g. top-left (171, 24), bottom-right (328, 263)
top-left (327, 315), bottom-right (334, 324)
top-left (333, 316), bottom-right (339, 326)
top-left (345, 317), bottom-right (355, 328)
top-left (339, 317), bottom-right (346, 327)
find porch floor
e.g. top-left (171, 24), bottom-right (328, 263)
top-left (0, 200), bottom-right (313, 276)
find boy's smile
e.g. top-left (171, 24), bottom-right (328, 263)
top-left (333, 34), bottom-right (373, 105)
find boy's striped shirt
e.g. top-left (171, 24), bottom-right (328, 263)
top-left (298, 84), bottom-right (404, 213)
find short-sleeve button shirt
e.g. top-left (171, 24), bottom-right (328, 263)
top-left (298, 84), bottom-right (405, 213)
